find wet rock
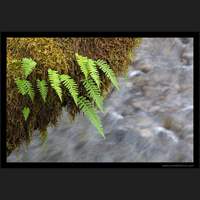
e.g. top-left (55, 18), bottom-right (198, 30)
top-left (180, 38), bottom-right (191, 44)
top-left (134, 63), bottom-right (153, 73)
top-left (153, 126), bottom-right (179, 144)
top-left (128, 70), bottom-right (144, 78)
top-left (106, 129), bottom-right (127, 144)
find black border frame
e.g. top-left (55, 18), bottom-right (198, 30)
top-left (1, 32), bottom-right (199, 168)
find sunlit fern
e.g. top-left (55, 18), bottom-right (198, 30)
top-left (14, 54), bottom-right (120, 140)
top-left (22, 106), bottom-right (30, 121)
top-left (83, 78), bottom-right (104, 112)
top-left (87, 58), bottom-right (101, 88)
top-left (60, 74), bottom-right (79, 105)
top-left (15, 79), bottom-right (34, 102)
top-left (96, 59), bottom-right (119, 90)
top-left (78, 96), bottom-right (105, 138)
top-left (75, 53), bottom-right (100, 88)
top-left (21, 58), bottom-right (37, 78)
top-left (37, 79), bottom-right (48, 103)
top-left (48, 69), bottom-right (62, 102)
top-left (75, 53), bottom-right (89, 79)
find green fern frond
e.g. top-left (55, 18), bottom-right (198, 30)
top-left (26, 82), bottom-right (34, 102)
top-left (60, 74), bottom-right (79, 105)
top-left (37, 79), bottom-right (48, 103)
top-left (76, 54), bottom-right (101, 88)
top-left (87, 59), bottom-right (101, 88)
top-left (15, 79), bottom-right (27, 95)
top-left (75, 53), bottom-right (89, 79)
top-left (48, 69), bottom-right (62, 102)
top-left (83, 78), bottom-right (104, 112)
top-left (96, 59), bottom-right (119, 90)
top-left (21, 58), bottom-right (37, 78)
top-left (22, 106), bottom-right (30, 121)
top-left (78, 96), bottom-right (105, 138)
top-left (15, 79), bottom-right (34, 101)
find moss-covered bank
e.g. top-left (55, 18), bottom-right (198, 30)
top-left (6, 37), bottom-right (141, 155)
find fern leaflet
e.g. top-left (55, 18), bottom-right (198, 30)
top-left (83, 78), bottom-right (104, 112)
top-left (21, 58), bottom-right (37, 78)
top-left (48, 69), bottom-right (62, 102)
top-left (15, 79), bottom-right (27, 95)
top-left (78, 96), bottom-right (105, 138)
top-left (15, 79), bottom-right (34, 101)
top-left (60, 74), bottom-right (79, 105)
top-left (96, 59), bottom-right (119, 90)
top-left (75, 53), bottom-right (89, 79)
top-left (37, 79), bottom-right (48, 103)
top-left (87, 59), bottom-right (101, 88)
top-left (22, 106), bottom-right (30, 121)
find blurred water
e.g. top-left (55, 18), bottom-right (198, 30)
top-left (7, 38), bottom-right (193, 162)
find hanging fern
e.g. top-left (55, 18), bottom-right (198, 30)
top-left (83, 78), bottom-right (104, 112)
top-left (15, 79), bottom-right (28, 95)
top-left (48, 69), bottom-right (62, 102)
top-left (21, 58), bottom-right (37, 78)
top-left (37, 79), bottom-right (48, 103)
top-left (60, 74), bottom-right (79, 105)
top-left (15, 79), bottom-right (34, 102)
top-left (87, 59), bottom-right (101, 88)
top-left (75, 53), bottom-right (100, 88)
top-left (22, 106), bottom-right (30, 121)
top-left (77, 96), bottom-right (105, 138)
top-left (75, 53), bottom-right (89, 79)
top-left (14, 54), bottom-right (120, 141)
top-left (96, 59), bottom-right (119, 90)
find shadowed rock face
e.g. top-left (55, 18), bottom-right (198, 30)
top-left (7, 38), bottom-right (193, 162)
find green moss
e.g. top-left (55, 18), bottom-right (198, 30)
top-left (6, 37), bottom-right (141, 155)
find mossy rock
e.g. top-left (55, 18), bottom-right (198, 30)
top-left (6, 37), bottom-right (141, 155)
